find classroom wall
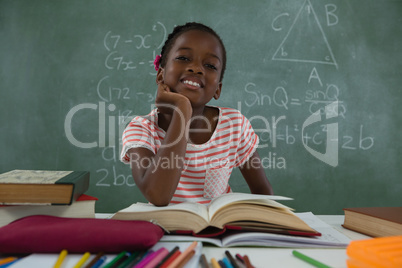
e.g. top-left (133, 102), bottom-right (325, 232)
top-left (1, 0), bottom-right (401, 213)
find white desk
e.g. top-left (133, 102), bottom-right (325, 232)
top-left (96, 214), bottom-right (370, 268)
top-left (200, 216), bottom-right (370, 268)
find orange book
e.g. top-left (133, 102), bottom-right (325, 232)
top-left (343, 207), bottom-right (402, 237)
top-left (346, 235), bottom-right (402, 268)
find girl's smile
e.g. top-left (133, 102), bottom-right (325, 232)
top-left (182, 78), bottom-right (202, 89)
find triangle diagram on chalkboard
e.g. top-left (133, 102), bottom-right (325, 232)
top-left (272, 0), bottom-right (338, 69)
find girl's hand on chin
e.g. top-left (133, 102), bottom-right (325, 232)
top-left (155, 82), bottom-right (191, 115)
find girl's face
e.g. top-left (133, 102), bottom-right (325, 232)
top-left (158, 30), bottom-right (223, 109)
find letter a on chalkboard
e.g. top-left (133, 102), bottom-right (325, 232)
top-left (272, 0), bottom-right (338, 69)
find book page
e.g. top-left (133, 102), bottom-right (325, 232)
top-left (118, 202), bottom-right (210, 222)
top-left (221, 212), bottom-right (351, 248)
top-left (296, 212), bottom-right (351, 245)
top-left (0, 170), bottom-right (72, 184)
top-left (207, 193), bottom-right (293, 219)
top-left (160, 235), bottom-right (223, 247)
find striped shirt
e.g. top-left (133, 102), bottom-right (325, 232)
top-left (120, 106), bottom-right (259, 204)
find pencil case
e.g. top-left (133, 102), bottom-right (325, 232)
top-left (0, 215), bottom-right (164, 254)
top-left (346, 235), bottom-right (402, 268)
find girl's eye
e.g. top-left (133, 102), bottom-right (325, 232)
top-left (176, 56), bottom-right (189, 61)
top-left (206, 64), bottom-right (217, 70)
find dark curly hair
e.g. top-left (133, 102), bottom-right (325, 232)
top-left (158, 22), bottom-right (227, 81)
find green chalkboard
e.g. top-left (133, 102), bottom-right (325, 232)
top-left (1, 0), bottom-right (401, 214)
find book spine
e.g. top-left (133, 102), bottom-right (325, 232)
top-left (55, 171), bottom-right (90, 205)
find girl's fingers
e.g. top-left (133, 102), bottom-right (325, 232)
top-left (158, 82), bottom-right (170, 93)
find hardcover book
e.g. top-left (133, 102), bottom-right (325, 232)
top-left (112, 193), bottom-right (320, 237)
top-left (0, 194), bottom-right (97, 228)
top-left (161, 212), bottom-right (351, 248)
top-left (343, 207), bottom-right (402, 237)
top-left (0, 170), bottom-right (90, 205)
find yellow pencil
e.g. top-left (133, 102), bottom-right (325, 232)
top-left (211, 257), bottom-right (221, 268)
top-left (53, 250), bottom-right (68, 268)
top-left (73, 252), bottom-right (91, 268)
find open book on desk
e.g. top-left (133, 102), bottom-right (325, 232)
top-left (112, 193), bottom-right (320, 237)
top-left (161, 212), bottom-right (351, 248)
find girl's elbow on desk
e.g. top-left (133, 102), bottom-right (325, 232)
top-left (142, 186), bottom-right (174, 207)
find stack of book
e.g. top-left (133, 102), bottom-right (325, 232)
top-left (0, 169), bottom-right (96, 227)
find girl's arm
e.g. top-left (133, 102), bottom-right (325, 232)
top-left (128, 82), bottom-right (192, 206)
top-left (239, 151), bottom-right (274, 195)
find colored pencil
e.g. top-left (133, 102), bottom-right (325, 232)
top-left (144, 248), bottom-right (169, 268)
top-left (176, 249), bottom-right (195, 268)
top-left (225, 251), bottom-right (239, 268)
top-left (292, 250), bottom-right (331, 268)
top-left (243, 255), bottom-right (253, 268)
top-left (235, 254), bottom-right (244, 264)
top-left (160, 250), bottom-right (181, 268)
top-left (199, 254), bottom-right (210, 268)
top-left (211, 258), bottom-right (221, 268)
top-left (0, 258), bottom-right (19, 268)
top-left (103, 251), bottom-right (128, 268)
top-left (83, 252), bottom-right (104, 268)
top-left (155, 246), bottom-right (179, 268)
top-left (117, 251), bottom-right (142, 268)
top-left (91, 256), bottom-right (107, 268)
top-left (218, 260), bottom-right (227, 268)
top-left (222, 257), bottom-right (233, 268)
top-left (166, 241), bottom-right (198, 268)
top-left (53, 250), bottom-right (68, 268)
top-left (73, 252), bottom-right (91, 268)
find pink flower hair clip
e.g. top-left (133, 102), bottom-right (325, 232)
top-left (153, 54), bottom-right (162, 71)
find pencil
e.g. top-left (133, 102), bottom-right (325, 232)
top-left (134, 250), bottom-right (156, 268)
top-left (73, 252), bottom-right (91, 268)
top-left (83, 252), bottom-right (104, 268)
top-left (199, 254), bottom-right (210, 268)
top-left (211, 258), bottom-right (221, 268)
top-left (243, 255), bottom-right (253, 268)
top-left (225, 251), bottom-right (239, 268)
top-left (143, 248), bottom-right (169, 268)
top-left (160, 250), bottom-right (181, 268)
top-left (92, 256), bottom-right (107, 268)
top-left (103, 251), bottom-right (128, 268)
top-left (218, 260), bottom-right (227, 268)
top-left (176, 249), bottom-right (195, 268)
top-left (166, 241), bottom-right (198, 268)
top-left (117, 251), bottom-right (141, 268)
top-left (53, 250), bottom-right (68, 268)
top-left (0, 258), bottom-right (19, 268)
top-left (155, 246), bottom-right (179, 268)
top-left (292, 250), bottom-right (331, 268)
top-left (222, 257), bottom-right (233, 268)
top-left (0, 257), bottom-right (17, 266)
top-left (235, 254), bottom-right (245, 267)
